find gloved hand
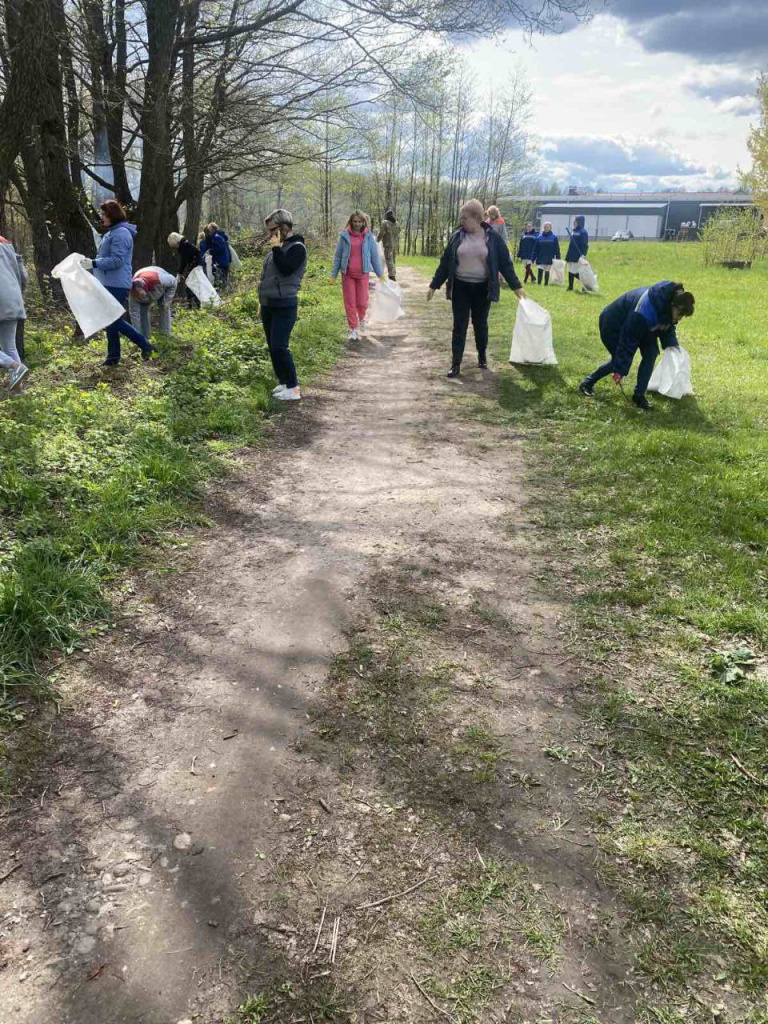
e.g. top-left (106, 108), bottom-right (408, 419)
top-left (612, 373), bottom-right (623, 384)
top-left (80, 258), bottom-right (94, 270)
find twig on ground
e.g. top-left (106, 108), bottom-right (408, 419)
top-left (329, 915), bottom-right (340, 964)
top-left (409, 972), bottom-right (454, 1021)
top-left (731, 753), bottom-right (768, 788)
top-left (312, 902), bottom-right (327, 955)
top-left (0, 862), bottom-right (22, 885)
top-left (356, 873), bottom-right (432, 911)
top-left (475, 847), bottom-right (486, 870)
top-left (562, 981), bottom-right (596, 1005)
top-left (318, 797), bottom-right (332, 814)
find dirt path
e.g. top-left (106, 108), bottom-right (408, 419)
top-left (1, 270), bottom-right (636, 1024)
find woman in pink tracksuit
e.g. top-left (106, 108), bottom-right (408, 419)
top-left (331, 211), bottom-right (385, 340)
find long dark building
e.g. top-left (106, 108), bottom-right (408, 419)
top-left (501, 190), bottom-right (754, 240)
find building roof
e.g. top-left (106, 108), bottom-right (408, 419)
top-left (539, 202), bottom-right (668, 210)
top-left (503, 191), bottom-right (753, 205)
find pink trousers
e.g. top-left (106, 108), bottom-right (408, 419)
top-left (342, 273), bottom-right (369, 329)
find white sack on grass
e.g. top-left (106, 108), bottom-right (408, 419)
top-left (368, 278), bottom-right (405, 323)
top-left (186, 265), bottom-right (222, 306)
top-left (228, 245), bottom-right (242, 270)
top-left (648, 345), bottom-right (693, 399)
top-left (578, 257), bottom-right (599, 293)
top-left (509, 299), bottom-right (557, 365)
top-left (51, 253), bottom-right (126, 338)
top-left (204, 252), bottom-right (214, 282)
top-left (549, 259), bottom-right (565, 286)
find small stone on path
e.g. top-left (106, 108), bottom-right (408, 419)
top-left (173, 833), bottom-right (192, 850)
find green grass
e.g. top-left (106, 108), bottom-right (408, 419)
top-left (406, 242), bottom-right (768, 1010)
top-left (0, 257), bottom-right (344, 760)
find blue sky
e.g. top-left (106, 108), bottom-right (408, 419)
top-left (464, 0), bottom-right (766, 191)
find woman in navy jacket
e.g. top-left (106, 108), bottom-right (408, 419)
top-left (517, 222), bottom-right (538, 284)
top-left (532, 222), bottom-right (561, 286)
top-left (565, 215), bottom-right (589, 291)
top-left (578, 280), bottom-right (695, 410)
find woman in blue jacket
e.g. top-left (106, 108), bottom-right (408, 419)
top-left (200, 223), bottom-right (232, 290)
top-left (532, 222), bottom-right (561, 286)
top-left (331, 211), bottom-right (384, 340)
top-left (565, 215), bottom-right (589, 291)
top-left (517, 222), bottom-right (538, 284)
top-left (578, 280), bottom-right (695, 410)
top-left (79, 200), bottom-right (153, 366)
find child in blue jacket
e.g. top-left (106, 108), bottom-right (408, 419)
top-left (532, 222), bottom-right (561, 286)
top-left (517, 222), bottom-right (538, 284)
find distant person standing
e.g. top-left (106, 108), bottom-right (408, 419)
top-left (377, 208), bottom-right (399, 281)
top-left (129, 266), bottom-right (178, 338)
top-left (532, 222), bottom-right (561, 286)
top-left (200, 223), bottom-right (232, 290)
top-left (486, 205), bottom-right (508, 242)
top-left (427, 198), bottom-right (525, 378)
top-left (332, 210), bottom-right (385, 341)
top-left (258, 209), bottom-right (307, 401)
top-left (517, 221), bottom-right (539, 285)
top-left (168, 232), bottom-right (202, 308)
top-left (0, 235), bottom-right (29, 390)
top-left (578, 280), bottom-right (695, 410)
top-left (565, 215), bottom-right (589, 291)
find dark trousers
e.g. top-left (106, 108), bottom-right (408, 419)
top-left (214, 265), bottom-right (230, 291)
top-left (15, 319), bottom-right (25, 363)
top-left (105, 286), bottom-right (151, 361)
top-left (523, 263), bottom-right (535, 283)
top-left (584, 321), bottom-right (657, 398)
top-left (568, 272), bottom-right (579, 291)
top-left (537, 267), bottom-right (550, 286)
top-left (450, 278), bottom-right (490, 368)
top-left (262, 304), bottom-right (299, 389)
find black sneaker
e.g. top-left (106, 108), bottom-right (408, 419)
top-left (446, 367), bottom-right (461, 379)
top-left (478, 359), bottom-right (488, 370)
top-left (141, 345), bottom-right (157, 362)
top-left (578, 380), bottom-right (595, 398)
top-left (632, 393), bottom-right (652, 411)
top-left (102, 358), bottom-right (120, 367)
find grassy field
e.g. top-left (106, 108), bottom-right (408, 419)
top-left (0, 258), bottom-right (343, 776)
top-left (407, 241), bottom-right (768, 1021)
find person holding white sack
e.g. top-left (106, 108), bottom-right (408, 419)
top-left (565, 214), bottom-right (589, 292)
top-left (578, 281), bottom-right (695, 411)
top-left (531, 222), bottom-right (561, 287)
top-left (129, 267), bottom-right (178, 338)
top-left (0, 234), bottom-right (30, 390)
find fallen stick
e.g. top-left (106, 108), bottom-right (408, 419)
top-left (409, 972), bottom-right (454, 1022)
top-left (731, 753), bottom-right (768, 788)
top-left (312, 902), bottom-right (327, 955)
top-left (562, 982), bottom-right (596, 1005)
top-left (0, 862), bottom-right (22, 885)
top-left (356, 873), bottom-right (432, 911)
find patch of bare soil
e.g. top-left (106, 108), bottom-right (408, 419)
top-left (1, 271), bottom-right (642, 1024)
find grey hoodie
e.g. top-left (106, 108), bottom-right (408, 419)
top-left (0, 238), bottom-right (26, 321)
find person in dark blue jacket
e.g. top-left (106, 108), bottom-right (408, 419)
top-left (427, 199), bottom-right (524, 377)
top-left (200, 222), bottom-right (232, 290)
top-left (517, 222), bottom-right (538, 284)
top-left (579, 281), bottom-right (695, 410)
top-left (565, 215), bottom-right (589, 291)
top-left (532, 222), bottom-right (561, 286)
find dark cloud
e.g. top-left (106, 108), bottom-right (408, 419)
top-left (609, 0), bottom-right (768, 60)
top-left (541, 136), bottom-right (706, 177)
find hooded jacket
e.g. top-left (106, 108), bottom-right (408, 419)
top-left (200, 230), bottom-right (232, 268)
top-left (565, 215), bottom-right (589, 263)
top-left (430, 224), bottom-right (521, 301)
top-left (93, 221), bottom-right (137, 290)
top-left (517, 229), bottom-right (538, 261)
top-left (378, 219), bottom-right (400, 253)
top-left (600, 281), bottom-right (681, 377)
top-left (532, 230), bottom-right (561, 266)
top-left (0, 237), bottom-right (26, 321)
top-left (332, 228), bottom-right (384, 278)
top-left (259, 233), bottom-right (308, 308)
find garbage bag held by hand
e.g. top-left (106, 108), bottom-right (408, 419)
top-left (204, 252), bottom-right (214, 283)
top-left (578, 257), bottom-right (599, 293)
top-left (368, 278), bottom-right (405, 323)
top-left (648, 345), bottom-right (693, 399)
top-left (51, 253), bottom-right (126, 338)
top-left (549, 259), bottom-right (565, 286)
top-left (509, 298), bottom-right (557, 365)
top-left (186, 265), bottom-right (222, 306)
top-left (228, 245), bottom-right (242, 270)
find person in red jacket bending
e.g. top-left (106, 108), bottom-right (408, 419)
top-left (129, 266), bottom-right (178, 338)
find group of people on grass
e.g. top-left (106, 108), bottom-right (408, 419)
top-left (0, 196), bottom-right (694, 411)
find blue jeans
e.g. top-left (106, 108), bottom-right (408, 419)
top-left (105, 287), bottom-right (151, 361)
top-left (262, 305), bottom-right (298, 389)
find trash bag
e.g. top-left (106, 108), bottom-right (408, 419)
top-left (204, 252), bottom-right (214, 283)
top-left (549, 259), bottom-right (565, 286)
top-left (186, 265), bottom-right (222, 307)
top-left (368, 279), bottom-right (405, 323)
top-left (648, 345), bottom-right (693, 399)
top-left (51, 253), bottom-right (126, 338)
top-left (578, 258), bottom-right (599, 293)
top-left (386, 279), bottom-right (404, 302)
top-left (509, 299), bottom-right (557, 365)
top-left (228, 245), bottom-right (242, 270)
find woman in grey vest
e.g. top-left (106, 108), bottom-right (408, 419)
top-left (258, 209), bottom-right (308, 401)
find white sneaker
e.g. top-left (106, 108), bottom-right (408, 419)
top-left (8, 363), bottom-right (29, 389)
top-left (275, 386), bottom-right (301, 401)
top-left (348, 329), bottom-right (358, 341)
top-left (272, 383), bottom-right (287, 396)
top-left (359, 319), bottom-right (369, 334)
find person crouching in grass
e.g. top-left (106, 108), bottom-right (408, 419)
top-left (579, 281), bottom-right (695, 410)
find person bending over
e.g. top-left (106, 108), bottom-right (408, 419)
top-left (129, 266), bottom-right (178, 338)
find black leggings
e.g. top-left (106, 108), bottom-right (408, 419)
top-left (523, 263), bottom-right (535, 283)
top-left (568, 272), bottom-right (579, 290)
top-left (537, 267), bottom-right (550, 286)
top-left (450, 278), bottom-right (490, 368)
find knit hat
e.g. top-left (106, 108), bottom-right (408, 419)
top-left (167, 232), bottom-right (183, 247)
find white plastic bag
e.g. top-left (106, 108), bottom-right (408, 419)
top-left (386, 280), bottom-right (404, 302)
top-left (186, 265), bottom-right (222, 307)
top-left (51, 253), bottom-right (126, 338)
top-left (228, 245), bottom-right (242, 270)
top-left (368, 279), bottom-right (405, 323)
top-left (549, 259), bottom-right (565, 286)
top-left (509, 299), bottom-right (557, 365)
top-left (204, 252), bottom-right (214, 283)
top-left (578, 258), bottom-right (599, 293)
top-left (648, 345), bottom-right (693, 399)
